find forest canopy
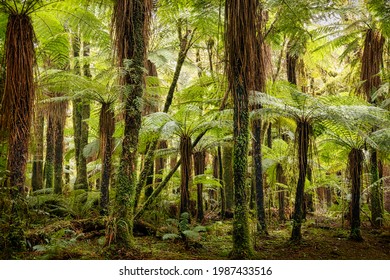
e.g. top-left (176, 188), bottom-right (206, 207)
top-left (0, 0), bottom-right (389, 260)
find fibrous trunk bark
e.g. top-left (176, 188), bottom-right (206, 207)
top-left (252, 116), bottom-right (267, 234)
top-left (360, 29), bottom-right (385, 228)
top-left (112, 0), bottom-right (151, 248)
top-left (53, 101), bottom-right (67, 194)
top-left (32, 108), bottom-right (44, 191)
top-left (180, 135), bottom-right (192, 217)
top-left (291, 121), bottom-right (310, 242)
top-left (225, 0), bottom-right (257, 259)
top-left (1, 14), bottom-right (35, 195)
top-left (349, 148), bottom-right (364, 241)
top-left (45, 111), bottom-right (55, 190)
top-left (193, 150), bottom-right (206, 222)
top-left (99, 103), bottom-right (115, 214)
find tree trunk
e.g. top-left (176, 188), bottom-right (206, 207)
top-left (45, 112), bottom-right (55, 190)
top-left (223, 146), bottom-right (234, 213)
top-left (154, 140), bottom-right (167, 185)
top-left (134, 130), bottom-right (207, 221)
top-left (286, 42), bottom-right (297, 86)
top-left (360, 28), bottom-right (385, 228)
top-left (276, 163), bottom-right (286, 222)
top-left (99, 103), bottom-right (115, 214)
top-left (225, 0), bottom-right (257, 259)
top-left (135, 23), bottom-right (193, 205)
top-left (291, 121), bottom-right (310, 242)
top-left (180, 135), bottom-right (192, 216)
top-left (73, 39), bottom-right (90, 191)
top-left (163, 19), bottom-right (195, 113)
top-left (218, 146), bottom-right (226, 219)
top-left (252, 116), bottom-right (267, 234)
top-left (370, 150), bottom-right (383, 227)
top-left (112, 0), bottom-right (151, 249)
top-left (210, 154), bottom-right (218, 210)
top-left (193, 151), bottom-right (206, 222)
top-left (73, 101), bottom-right (90, 190)
top-left (349, 148), bottom-right (364, 241)
top-left (53, 101), bottom-right (67, 195)
top-left (1, 14), bottom-right (35, 195)
top-left (32, 108), bottom-right (44, 191)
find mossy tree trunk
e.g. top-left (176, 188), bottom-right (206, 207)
top-left (223, 146), bottom-right (234, 212)
top-left (111, 0), bottom-right (151, 249)
top-left (225, 0), bottom-right (257, 259)
top-left (73, 39), bottom-right (90, 191)
top-left (73, 99), bottom-right (90, 190)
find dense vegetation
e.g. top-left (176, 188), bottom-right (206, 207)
top-left (0, 0), bottom-right (390, 260)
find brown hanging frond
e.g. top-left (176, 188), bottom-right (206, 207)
top-left (225, 0), bottom-right (258, 94)
top-left (112, 0), bottom-right (152, 70)
top-left (1, 13), bottom-right (35, 136)
top-left (360, 28), bottom-right (384, 103)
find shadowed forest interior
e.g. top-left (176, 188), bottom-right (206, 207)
top-left (0, 0), bottom-right (390, 260)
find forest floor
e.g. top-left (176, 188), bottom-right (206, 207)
top-left (13, 213), bottom-right (390, 260)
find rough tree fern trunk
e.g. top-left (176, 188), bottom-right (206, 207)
top-left (349, 148), bottom-right (364, 241)
top-left (99, 103), bottom-right (115, 214)
top-left (194, 150), bottom-right (206, 222)
top-left (1, 13), bottom-right (35, 195)
top-left (111, 0), bottom-right (151, 249)
top-left (53, 101), bottom-right (67, 194)
top-left (32, 108), bottom-right (44, 191)
top-left (180, 135), bottom-right (192, 217)
top-left (360, 28), bottom-right (385, 228)
top-left (225, 0), bottom-right (257, 259)
top-left (291, 121), bottom-right (310, 242)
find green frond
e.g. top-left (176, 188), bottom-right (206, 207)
top-left (371, 128), bottom-right (390, 153)
top-left (192, 174), bottom-right (222, 188)
top-left (141, 112), bottom-right (173, 135)
top-left (46, 1), bottom-right (109, 46)
top-left (154, 147), bottom-right (178, 158)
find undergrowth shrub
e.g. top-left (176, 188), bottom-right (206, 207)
top-left (0, 187), bottom-right (28, 259)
